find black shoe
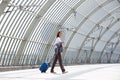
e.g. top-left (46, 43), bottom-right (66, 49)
top-left (51, 71), bottom-right (56, 74)
top-left (62, 71), bottom-right (68, 74)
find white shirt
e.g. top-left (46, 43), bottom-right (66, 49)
top-left (54, 37), bottom-right (62, 45)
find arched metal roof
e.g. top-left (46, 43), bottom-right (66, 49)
top-left (0, 0), bottom-right (120, 66)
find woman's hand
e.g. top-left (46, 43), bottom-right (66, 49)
top-left (60, 41), bottom-right (64, 44)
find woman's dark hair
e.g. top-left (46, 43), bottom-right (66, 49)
top-left (57, 31), bottom-right (61, 37)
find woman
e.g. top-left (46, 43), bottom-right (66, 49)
top-left (50, 31), bottom-right (67, 74)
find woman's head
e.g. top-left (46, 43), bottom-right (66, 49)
top-left (57, 31), bottom-right (62, 38)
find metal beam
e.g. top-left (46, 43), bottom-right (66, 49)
top-left (75, 6), bottom-right (120, 63)
top-left (109, 35), bottom-right (120, 62)
top-left (41, 0), bottom-right (86, 63)
top-left (0, 0), bottom-right (10, 16)
top-left (87, 19), bottom-right (119, 63)
top-left (14, 0), bottom-right (56, 65)
top-left (63, 0), bottom-right (114, 63)
top-left (63, 0), bottom-right (114, 60)
top-left (117, 54), bottom-right (120, 62)
top-left (98, 25), bottom-right (120, 63)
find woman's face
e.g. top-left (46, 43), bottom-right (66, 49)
top-left (59, 32), bottom-right (62, 37)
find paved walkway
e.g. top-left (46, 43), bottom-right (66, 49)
top-left (0, 64), bottom-right (120, 80)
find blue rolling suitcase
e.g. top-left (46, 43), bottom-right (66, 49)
top-left (39, 62), bottom-right (50, 73)
top-left (39, 55), bottom-right (55, 73)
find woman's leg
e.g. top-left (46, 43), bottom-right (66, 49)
top-left (51, 54), bottom-right (57, 72)
top-left (57, 53), bottom-right (65, 72)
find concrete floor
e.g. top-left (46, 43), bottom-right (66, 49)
top-left (0, 64), bottom-right (120, 80)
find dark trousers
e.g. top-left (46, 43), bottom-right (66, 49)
top-left (51, 53), bottom-right (65, 72)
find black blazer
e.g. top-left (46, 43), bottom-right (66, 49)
top-left (55, 43), bottom-right (63, 54)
